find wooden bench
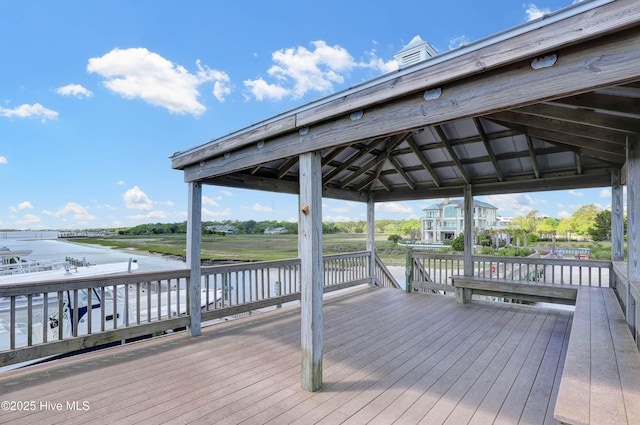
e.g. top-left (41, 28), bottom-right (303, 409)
top-left (450, 275), bottom-right (577, 305)
top-left (554, 287), bottom-right (640, 425)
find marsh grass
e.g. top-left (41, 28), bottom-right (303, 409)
top-left (70, 233), bottom-right (408, 265)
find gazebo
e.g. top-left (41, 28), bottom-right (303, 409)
top-left (171, 0), bottom-right (640, 393)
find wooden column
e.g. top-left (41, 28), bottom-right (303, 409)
top-left (367, 195), bottom-right (376, 286)
top-left (299, 152), bottom-right (323, 392)
top-left (612, 169), bottom-right (624, 262)
top-left (627, 136), bottom-right (639, 327)
top-left (187, 181), bottom-right (202, 337)
top-left (463, 185), bottom-right (474, 276)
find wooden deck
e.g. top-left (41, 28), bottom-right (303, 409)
top-left (0, 287), bottom-right (573, 425)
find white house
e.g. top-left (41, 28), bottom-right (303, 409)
top-left (421, 198), bottom-right (498, 243)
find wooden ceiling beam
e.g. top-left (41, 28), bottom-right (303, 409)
top-left (405, 136), bottom-right (443, 187)
top-left (515, 103), bottom-right (640, 133)
top-left (487, 117), bottom-right (626, 165)
top-left (388, 156), bottom-right (417, 190)
top-left (276, 157), bottom-right (299, 179)
top-left (324, 138), bottom-right (387, 183)
top-left (474, 118), bottom-right (504, 181)
top-left (435, 125), bottom-right (471, 184)
top-left (340, 133), bottom-right (409, 189)
top-left (486, 110), bottom-right (628, 147)
top-left (525, 135), bottom-right (541, 179)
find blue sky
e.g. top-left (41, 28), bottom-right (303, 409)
top-left (0, 0), bottom-right (614, 229)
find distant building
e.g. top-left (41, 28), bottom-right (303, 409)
top-left (206, 225), bottom-right (238, 234)
top-left (421, 198), bottom-right (498, 243)
top-left (264, 227), bottom-right (288, 235)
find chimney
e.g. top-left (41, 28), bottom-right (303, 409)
top-left (394, 35), bottom-right (437, 68)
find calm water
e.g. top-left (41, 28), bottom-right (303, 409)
top-left (1, 231), bottom-right (185, 272)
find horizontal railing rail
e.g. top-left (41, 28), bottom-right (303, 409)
top-left (611, 261), bottom-right (640, 350)
top-left (410, 252), bottom-right (611, 292)
top-left (0, 251), bottom-right (394, 369)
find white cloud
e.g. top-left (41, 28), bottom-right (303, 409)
top-left (18, 214), bottom-right (41, 225)
top-left (558, 210), bottom-right (572, 219)
top-left (600, 189), bottom-right (611, 198)
top-left (127, 210), bottom-right (168, 220)
top-left (202, 196), bottom-right (219, 207)
top-left (0, 156), bottom-right (7, 164)
top-left (44, 202), bottom-right (97, 222)
top-left (0, 103), bottom-right (58, 122)
top-left (88, 48), bottom-right (231, 116)
top-left (202, 207), bottom-right (232, 218)
top-left (56, 84), bottom-right (93, 98)
top-left (448, 35), bottom-right (470, 50)
top-left (481, 194), bottom-right (534, 216)
top-left (17, 201), bottom-right (33, 210)
top-left (252, 203), bottom-right (273, 213)
top-left (123, 186), bottom-right (153, 210)
top-left (376, 202), bottom-right (413, 214)
top-left (117, 180), bottom-right (125, 185)
top-left (568, 190), bottom-right (584, 197)
top-left (324, 215), bottom-right (358, 222)
top-left (244, 78), bottom-right (290, 101)
top-left (525, 4), bottom-right (550, 21)
top-left (244, 40), bottom-right (395, 101)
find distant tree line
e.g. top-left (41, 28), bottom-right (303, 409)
top-left (116, 219), bottom-right (422, 237)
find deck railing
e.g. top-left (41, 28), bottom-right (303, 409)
top-left (0, 251), bottom-right (399, 369)
top-left (611, 261), bottom-right (640, 350)
top-left (409, 251), bottom-right (611, 293)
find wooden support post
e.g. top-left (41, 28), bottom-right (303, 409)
top-left (463, 185), bottom-right (474, 277)
top-left (299, 152), bottom-right (323, 392)
top-left (367, 195), bottom-right (376, 286)
top-left (187, 181), bottom-right (202, 337)
top-left (405, 247), bottom-right (413, 293)
top-left (612, 169), bottom-right (624, 262)
top-left (628, 135), bottom-right (639, 331)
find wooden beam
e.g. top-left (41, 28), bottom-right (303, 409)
top-left (435, 125), bottom-right (471, 184)
top-left (388, 155), bottom-right (416, 190)
top-left (487, 110), bottom-right (628, 147)
top-left (321, 145), bottom-right (348, 166)
top-left (187, 181), bottom-right (202, 337)
top-left (488, 117), bottom-right (626, 165)
top-left (474, 118), bottom-right (504, 181)
top-left (612, 169), bottom-right (624, 262)
top-left (463, 185), bottom-right (474, 276)
top-left (371, 170), bottom-right (613, 201)
top-left (324, 138), bottom-right (386, 183)
top-left (406, 136), bottom-right (442, 187)
top-left (275, 157), bottom-right (298, 179)
top-left (340, 133), bottom-right (408, 189)
top-left (525, 135), bottom-right (541, 179)
top-left (627, 135), bottom-right (640, 327)
top-left (367, 195), bottom-right (376, 286)
top-left (550, 91), bottom-right (640, 115)
top-left (183, 27), bottom-right (640, 182)
top-left (299, 152), bottom-right (323, 392)
top-left (516, 103), bottom-right (640, 133)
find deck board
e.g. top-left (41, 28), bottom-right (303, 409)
top-left (0, 287), bottom-right (574, 425)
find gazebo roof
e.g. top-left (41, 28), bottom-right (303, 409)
top-left (171, 0), bottom-right (640, 203)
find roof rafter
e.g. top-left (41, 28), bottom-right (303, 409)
top-left (405, 136), bottom-right (443, 187)
top-left (473, 118), bottom-right (504, 182)
top-left (435, 125), bottom-right (471, 184)
top-left (324, 138), bottom-right (387, 183)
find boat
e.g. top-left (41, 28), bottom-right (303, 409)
top-left (0, 256), bottom-right (222, 371)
